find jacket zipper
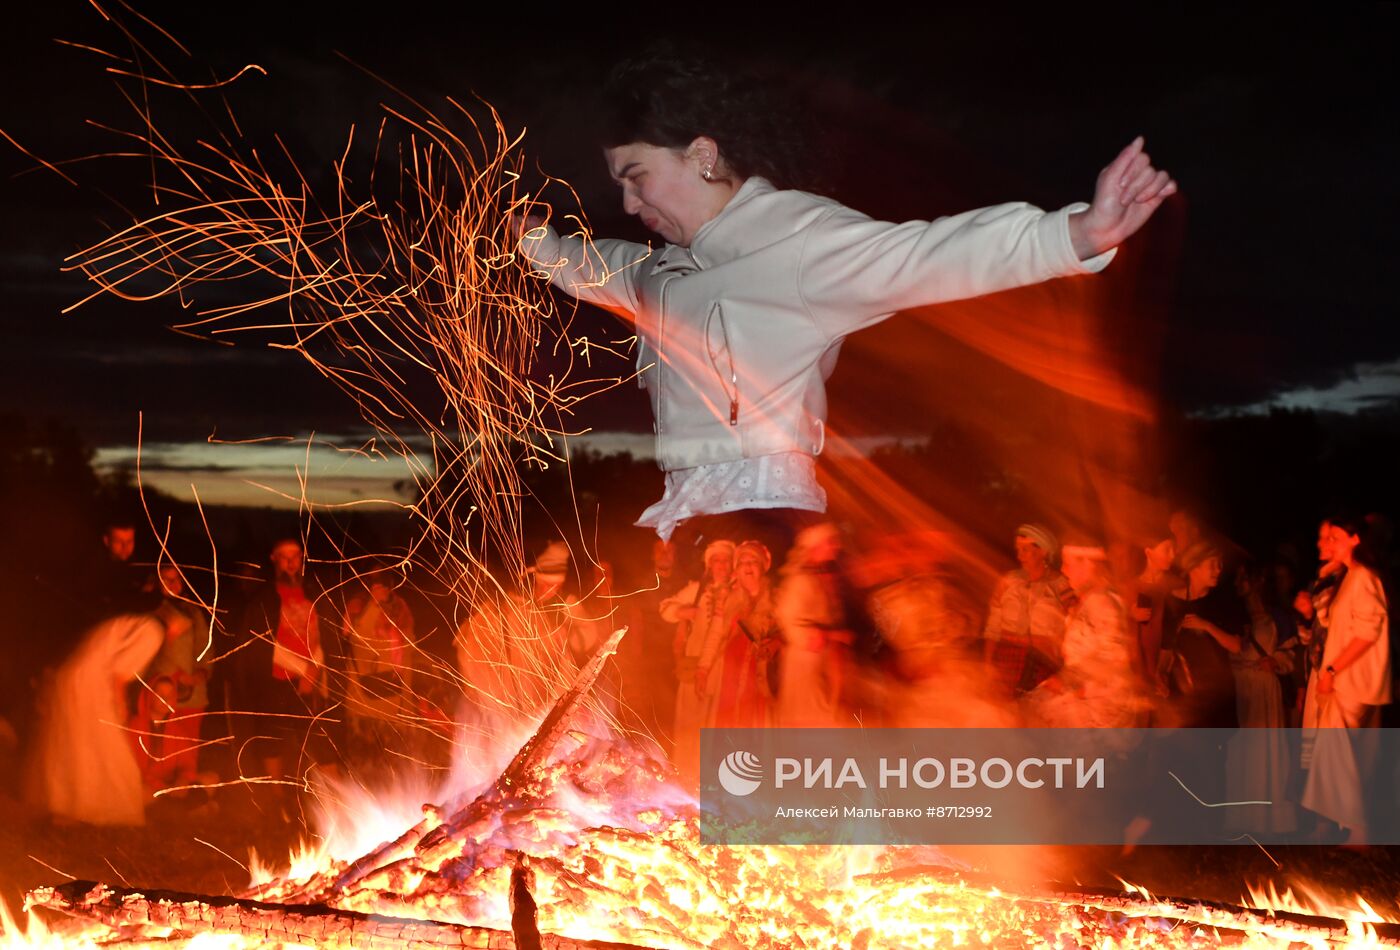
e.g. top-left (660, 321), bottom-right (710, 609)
top-left (704, 302), bottom-right (740, 426)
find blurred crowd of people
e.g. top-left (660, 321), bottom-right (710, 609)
top-left (607, 507), bottom-right (1395, 845)
top-left (18, 523), bottom-right (451, 828)
top-left (12, 503), bottom-right (1396, 849)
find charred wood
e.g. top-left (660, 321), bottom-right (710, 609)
top-left (863, 864), bottom-right (1400, 945)
top-left (28, 880), bottom-right (660, 950)
top-left (1052, 886), bottom-right (1400, 946)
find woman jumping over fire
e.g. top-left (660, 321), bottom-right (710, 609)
top-left (520, 50), bottom-right (1176, 553)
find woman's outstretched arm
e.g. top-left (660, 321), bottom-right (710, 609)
top-left (1067, 136), bottom-right (1178, 259)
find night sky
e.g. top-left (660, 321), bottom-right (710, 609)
top-left (2, 5), bottom-right (1396, 503)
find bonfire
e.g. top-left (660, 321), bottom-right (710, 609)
top-left (11, 626), bottom-right (1399, 949)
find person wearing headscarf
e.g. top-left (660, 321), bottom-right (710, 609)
top-left (699, 540), bottom-right (777, 728)
top-left (983, 523), bottom-right (1075, 695)
top-left (1024, 541), bottom-right (1146, 730)
top-left (660, 539), bottom-right (737, 785)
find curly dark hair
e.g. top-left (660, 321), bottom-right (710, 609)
top-left (598, 45), bottom-right (818, 192)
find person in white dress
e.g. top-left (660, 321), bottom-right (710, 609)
top-left (1301, 515), bottom-right (1392, 844)
top-left (660, 540), bottom-right (736, 786)
top-left (24, 613), bottom-right (165, 826)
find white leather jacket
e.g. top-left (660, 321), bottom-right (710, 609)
top-left (522, 177), bottom-right (1112, 472)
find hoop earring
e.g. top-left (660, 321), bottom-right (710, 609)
top-left (702, 167), bottom-right (714, 181)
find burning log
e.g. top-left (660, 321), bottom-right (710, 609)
top-left (270, 627), bottom-right (628, 904)
top-left (32, 864), bottom-right (1400, 950)
top-left (864, 864), bottom-right (1400, 946)
top-left (1051, 884), bottom-right (1400, 946)
top-left (413, 624), bottom-right (631, 853)
top-left (28, 880), bottom-right (661, 950)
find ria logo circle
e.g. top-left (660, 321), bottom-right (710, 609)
top-left (718, 750), bottom-right (763, 796)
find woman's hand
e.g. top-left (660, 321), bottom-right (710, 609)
top-left (510, 212), bottom-right (547, 243)
top-left (1181, 614), bottom-right (1242, 653)
top-left (1069, 137), bottom-right (1177, 259)
top-left (1178, 613), bottom-right (1208, 634)
top-left (1318, 667), bottom-right (1336, 696)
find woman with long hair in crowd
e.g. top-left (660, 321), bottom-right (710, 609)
top-left (1294, 518), bottom-right (1347, 709)
top-left (1300, 514), bottom-right (1392, 845)
top-left (1234, 562), bottom-right (1301, 728)
top-left (1161, 542), bottom-right (1243, 729)
top-left (1132, 534), bottom-right (1180, 699)
top-left (1223, 561), bottom-right (1299, 836)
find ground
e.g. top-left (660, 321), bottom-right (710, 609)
top-left (0, 780), bottom-right (306, 906)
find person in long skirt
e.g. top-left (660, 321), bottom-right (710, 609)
top-left (661, 540), bottom-right (736, 786)
top-left (699, 540), bottom-right (777, 728)
top-left (25, 613), bottom-right (165, 825)
top-left (1224, 563), bottom-right (1297, 836)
